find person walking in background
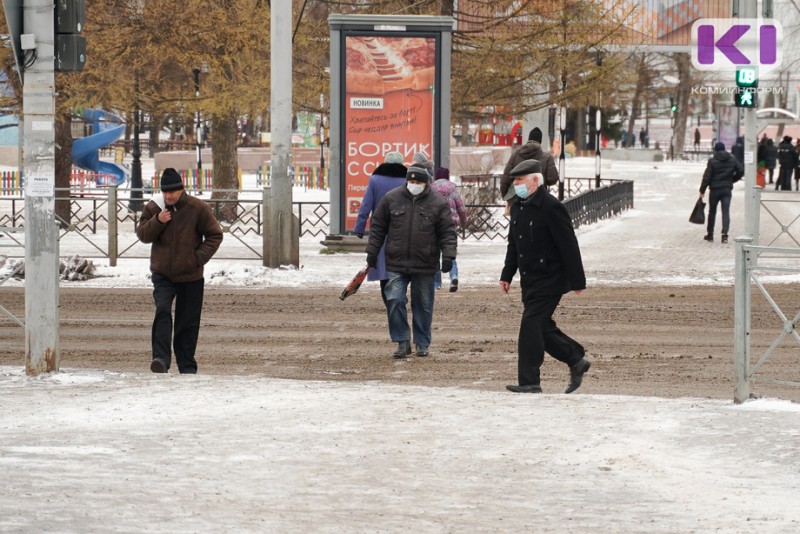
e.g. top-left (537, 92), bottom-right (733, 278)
top-left (431, 167), bottom-right (467, 292)
top-left (732, 136), bottom-right (745, 166)
top-left (353, 151), bottom-right (408, 305)
top-left (412, 151), bottom-right (435, 182)
top-left (499, 127), bottom-right (559, 205)
top-left (764, 138), bottom-right (778, 185)
top-left (500, 159), bottom-right (590, 394)
top-left (136, 168), bottom-right (223, 374)
top-left (776, 136), bottom-right (797, 191)
top-left (794, 141), bottom-right (800, 191)
top-left (700, 142), bottom-right (743, 244)
top-left (694, 128), bottom-right (701, 150)
top-left (366, 167), bottom-right (457, 358)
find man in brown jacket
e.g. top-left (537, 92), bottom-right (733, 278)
top-left (499, 127), bottom-right (559, 202)
top-left (136, 168), bottom-right (223, 373)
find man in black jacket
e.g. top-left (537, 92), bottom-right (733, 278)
top-left (366, 168), bottom-right (457, 358)
top-left (700, 142), bottom-right (744, 243)
top-left (499, 159), bottom-right (590, 394)
top-left (776, 136), bottom-right (797, 191)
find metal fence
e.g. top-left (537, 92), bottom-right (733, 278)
top-left (733, 188), bottom-right (800, 403)
top-left (0, 177), bottom-right (633, 263)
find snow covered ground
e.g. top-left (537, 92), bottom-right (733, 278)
top-left (1, 157), bottom-right (799, 532)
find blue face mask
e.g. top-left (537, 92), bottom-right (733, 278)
top-left (514, 183), bottom-right (529, 199)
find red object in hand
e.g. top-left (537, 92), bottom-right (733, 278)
top-left (339, 265), bottom-right (370, 301)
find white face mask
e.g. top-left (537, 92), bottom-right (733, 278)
top-left (407, 182), bottom-right (425, 196)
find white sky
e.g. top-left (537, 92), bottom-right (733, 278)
top-left (1, 156), bottom-right (799, 532)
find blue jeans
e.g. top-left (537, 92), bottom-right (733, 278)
top-left (707, 189), bottom-right (732, 236)
top-left (434, 259), bottom-right (459, 289)
top-left (385, 272), bottom-right (435, 349)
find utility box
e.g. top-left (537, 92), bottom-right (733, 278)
top-left (56, 34), bottom-right (86, 72)
top-left (56, 0), bottom-right (85, 34)
top-left (55, 0), bottom-right (85, 71)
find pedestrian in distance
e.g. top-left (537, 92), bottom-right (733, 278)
top-left (431, 167), bottom-right (468, 292)
top-left (365, 167), bottom-right (458, 358)
top-left (136, 168), bottom-right (223, 373)
top-left (353, 151), bottom-right (408, 305)
top-left (499, 127), bottom-right (559, 205)
top-left (764, 138), bottom-right (777, 185)
top-left (694, 128), bottom-right (701, 150)
top-left (499, 159), bottom-right (591, 394)
top-left (794, 142), bottom-right (800, 191)
top-left (732, 136), bottom-right (745, 166)
top-left (776, 136), bottom-right (797, 191)
top-left (699, 142), bottom-right (743, 244)
top-left (412, 151), bottom-right (435, 183)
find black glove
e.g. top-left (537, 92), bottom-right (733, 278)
top-left (441, 258), bottom-right (453, 273)
top-left (355, 233), bottom-right (363, 239)
top-left (366, 254), bottom-right (377, 268)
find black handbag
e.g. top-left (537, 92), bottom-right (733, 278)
top-left (689, 198), bottom-right (706, 225)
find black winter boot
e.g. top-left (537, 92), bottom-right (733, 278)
top-left (393, 341), bottom-right (411, 358)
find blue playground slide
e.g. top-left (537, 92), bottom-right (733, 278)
top-left (71, 109), bottom-right (129, 186)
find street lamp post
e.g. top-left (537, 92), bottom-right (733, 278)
top-left (319, 93), bottom-right (325, 170)
top-left (595, 106), bottom-right (602, 188)
top-left (558, 105), bottom-right (567, 201)
top-left (193, 67), bottom-right (202, 193)
top-left (129, 75), bottom-right (143, 211)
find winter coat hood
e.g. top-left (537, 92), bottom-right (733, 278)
top-left (373, 162), bottom-right (408, 178)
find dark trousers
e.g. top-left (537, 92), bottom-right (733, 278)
top-left (707, 189), bottom-right (732, 237)
top-left (777, 166), bottom-right (793, 190)
top-left (517, 293), bottom-right (584, 386)
top-left (151, 273), bottom-right (205, 373)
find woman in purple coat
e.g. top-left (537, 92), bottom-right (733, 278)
top-left (354, 151), bottom-right (408, 304)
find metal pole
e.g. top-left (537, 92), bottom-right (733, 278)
top-left (595, 106), bottom-right (601, 188)
top-left (193, 68), bottom-right (202, 193)
top-left (319, 93), bottom-right (325, 171)
top-left (23, 0), bottom-right (59, 374)
top-left (270, 1), bottom-right (296, 267)
top-left (733, 236), bottom-right (752, 403)
top-left (129, 75), bottom-right (142, 211)
top-left (558, 105), bottom-right (566, 201)
top-left (108, 185), bottom-right (118, 267)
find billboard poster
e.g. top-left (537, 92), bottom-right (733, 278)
top-left (716, 104), bottom-right (738, 152)
top-left (342, 34), bottom-right (437, 231)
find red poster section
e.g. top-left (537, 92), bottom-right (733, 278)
top-left (343, 36), bottom-right (435, 231)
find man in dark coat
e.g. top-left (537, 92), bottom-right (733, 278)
top-left (700, 142), bottom-right (744, 244)
top-left (732, 136), bottom-right (745, 166)
top-left (499, 127), bottom-right (559, 201)
top-left (776, 136), bottom-right (797, 191)
top-left (499, 159), bottom-right (590, 394)
top-left (136, 168), bottom-right (223, 374)
top-left (764, 138), bottom-right (778, 184)
top-left (366, 168), bottom-right (458, 358)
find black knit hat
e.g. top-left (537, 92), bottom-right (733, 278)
top-left (406, 168), bottom-right (429, 182)
top-left (528, 127), bottom-right (543, 143)
top-left (714, 142), bottom-right (725, 152)
top-left (160, 168), bottom-right (184, 192)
